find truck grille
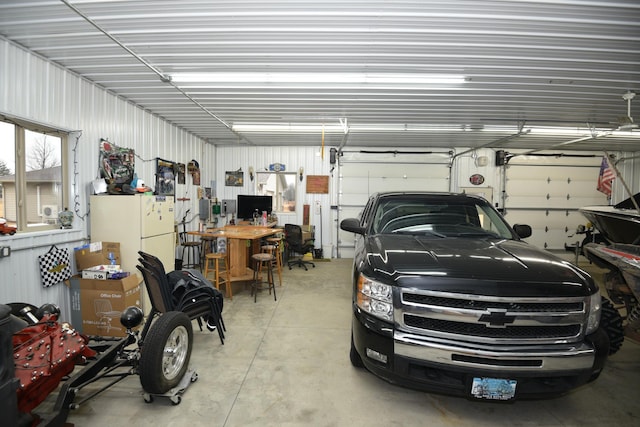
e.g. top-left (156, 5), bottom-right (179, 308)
top-left (403, 294), bottom-right (583, 312)
top-left (404, 315), bottom-right (581, 339)
top-left (399, 289), bottom-right (587, 344)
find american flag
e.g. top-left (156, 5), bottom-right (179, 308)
top-left (597, 156), bottom-right (615, 196)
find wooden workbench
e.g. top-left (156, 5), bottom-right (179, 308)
top-left (191, 225), bottom-right (280, 282)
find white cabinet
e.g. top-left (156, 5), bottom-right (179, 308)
top-left (90, 194), bottom-right (175, 313)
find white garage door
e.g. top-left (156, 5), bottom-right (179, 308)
top-left (502, 155), bottom-right (610, 250)
top-left (336, 150), bottom-right (452, 258)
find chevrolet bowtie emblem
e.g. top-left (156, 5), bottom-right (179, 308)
top-left (478, 309), bottom-right (515, 328)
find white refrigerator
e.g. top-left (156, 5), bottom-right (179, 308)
top-left (90, 194), bottom-right (175, 314)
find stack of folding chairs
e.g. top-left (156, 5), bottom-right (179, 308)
top-left (137, 251), bottom-right (226, 344)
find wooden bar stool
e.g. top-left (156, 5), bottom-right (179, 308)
top-left (200, 235), bottom-right (216, 267)
top-left (265, 237), bottom-right (283, 286)
top-left (251, 253), bottom-right (276, 303)
top-left (204, 252), bottom-right (232, 299)
top-left (178, 220), bottom-right (201, 270)
top-left (179, 231), bottom-right (200, 270)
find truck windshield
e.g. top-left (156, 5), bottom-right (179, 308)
top-left (372, 196), bottom-right (514, 239)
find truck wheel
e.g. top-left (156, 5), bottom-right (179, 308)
top-left (601, 297), bottom-right (624, 355)
top-left (350, 333), bottom-right (364, 368)
top-left (139, 311), bottom-right (193, 394)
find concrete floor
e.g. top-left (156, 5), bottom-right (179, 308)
top-left (61, 255), bottom-right (640, 427)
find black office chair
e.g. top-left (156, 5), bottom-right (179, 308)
top-left (284, 223), bottom-right (315, 270)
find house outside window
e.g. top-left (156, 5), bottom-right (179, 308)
top-left (0, 119), bottom-right (68, 232)
top-left (256, 172), bottom-right (297, 213)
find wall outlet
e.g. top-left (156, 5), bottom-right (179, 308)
top-left (0, 246), bottom-right (11, 258)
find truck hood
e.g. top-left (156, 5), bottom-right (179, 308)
top-left (363, 235), bottom-right (595, 296)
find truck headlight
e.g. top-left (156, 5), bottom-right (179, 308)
top-left (585, 292), bottom-right (601, 335)
top-left (356, 274), bottom-right (393, 321)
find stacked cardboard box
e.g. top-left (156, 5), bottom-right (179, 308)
top-left (67, 242), bottom-right (141, 337)
top-left (74, 241), bottom-right (121, 271)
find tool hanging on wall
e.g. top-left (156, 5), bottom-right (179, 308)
top-left (315, 203), bottom-right (323, 259)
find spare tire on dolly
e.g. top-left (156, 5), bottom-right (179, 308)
top-left (139, 311), bottom-right (193, 394)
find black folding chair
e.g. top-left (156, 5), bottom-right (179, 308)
top-left (137, 251), bottom-right (225, 344)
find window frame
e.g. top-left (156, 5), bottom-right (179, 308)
top-left (255, 171), bottom-right (298, 213)
top-left (1, 117), bottom-right (69, 233)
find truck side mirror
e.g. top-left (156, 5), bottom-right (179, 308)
top-left (513, 224), bottom-right (532, 239)
top-left (340, 218), bottom-right (365, 235)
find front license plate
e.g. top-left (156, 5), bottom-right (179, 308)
top-left (471, 377), bottom-right (517, 400)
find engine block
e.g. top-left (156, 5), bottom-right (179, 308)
top-left (12, 314), bottom-right (95, 413)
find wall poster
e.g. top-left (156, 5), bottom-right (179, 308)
top-left (156, 158), bottom-right (176, 197)
top-left (225, 170), bottom-right (244, 186)
top-left (99, 139), bottom-right (135, 185)
top-left (306, 175), bottom-right (329, 194)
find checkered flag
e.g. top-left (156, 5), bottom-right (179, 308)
top-left (38, 245), bottom-right (72, 288)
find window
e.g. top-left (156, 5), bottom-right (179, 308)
top-left (371, 195), bottom-right (514, 239)
top-left (256, 172), bottom-right (297, 213)
top-left (0, 119), bottom-right (68, 233)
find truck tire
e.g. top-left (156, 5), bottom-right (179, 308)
top-left (601, 297), bottom-right (624, 355)
top-left (139, 311), bottom-right (193, 394)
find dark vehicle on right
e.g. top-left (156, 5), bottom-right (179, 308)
top-left (340, 192), bottom-right (618, 400)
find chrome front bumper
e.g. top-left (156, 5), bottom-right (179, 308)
top-left (394, 331), bottom-right (596, 372)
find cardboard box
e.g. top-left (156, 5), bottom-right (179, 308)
top-left (68, 274), bottom-right (141, 337)
top-left (74, 242), bottom-right (121, 272)
top-left (301, 224), bottom-right (314, 243)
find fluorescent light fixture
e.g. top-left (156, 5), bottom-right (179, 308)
top-left (609, 130), bottom-right (640, 137)
top-left (170, 72), bottom-right (465, 86)
top-left (481, 125), bottom-right (524, 133)
top-left (232, 123), bottom-right (346, 133)
top-left (233, 123), bottom-right (466, 133)
top-left (527, 126), bottom-right (603, 136)
top-left (351, 124), bottom-right (469, 132)
top-left (234, 123), bottom-right (504, 133)
top-left (232, 122), bottom-right (640, 138)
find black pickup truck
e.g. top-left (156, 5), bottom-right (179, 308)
top-left (340, 192), bottom-right (611, 400)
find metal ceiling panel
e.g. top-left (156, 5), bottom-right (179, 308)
top-left (0, 0), bottom-right (638, 150)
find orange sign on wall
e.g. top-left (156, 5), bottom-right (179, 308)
top-left (306, 175), bottom-right (329, 194)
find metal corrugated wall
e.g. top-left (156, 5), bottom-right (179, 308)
top-left (215, 144), bottom-right (335, 251)
top-left (0, 39), bottom-right (213, 320)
